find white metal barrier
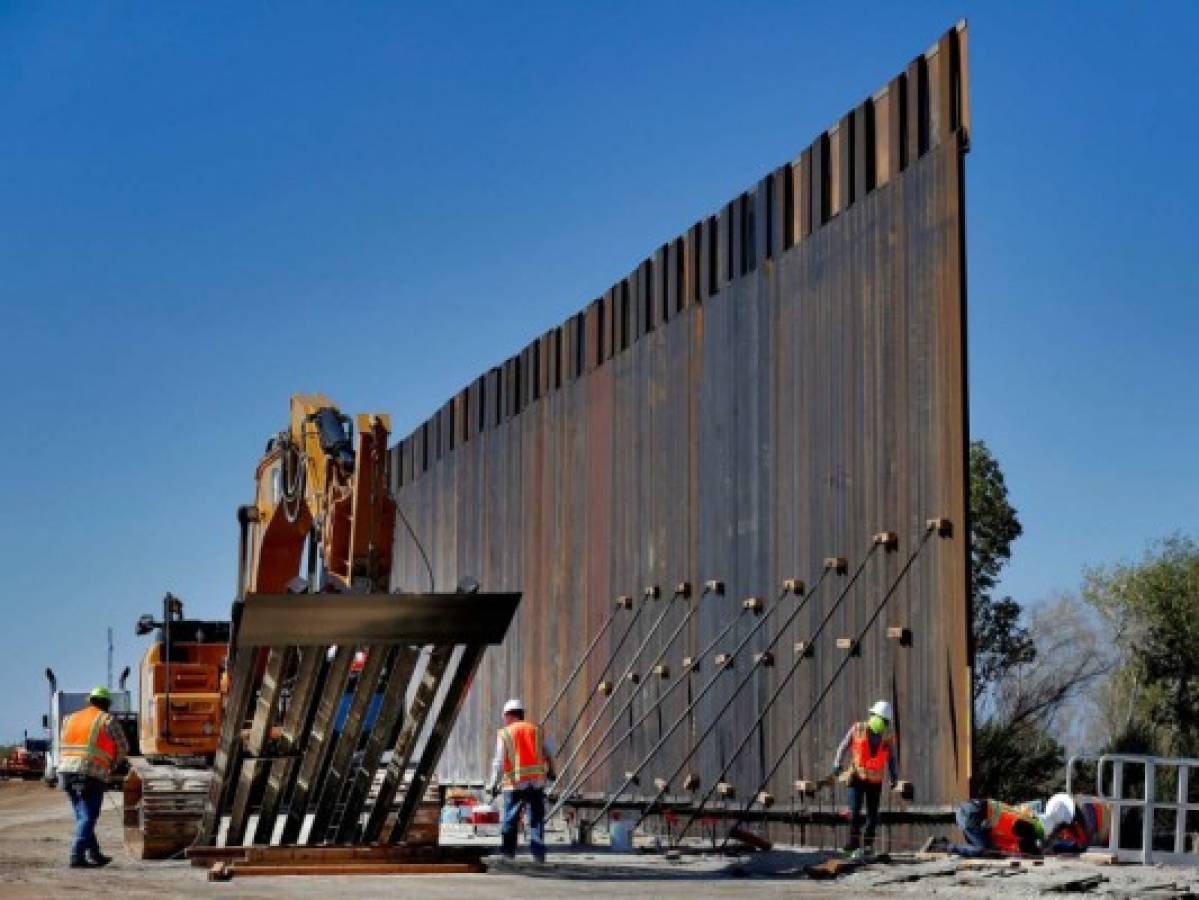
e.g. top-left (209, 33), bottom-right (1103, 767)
top-left (1066, 753), bottom-right (1199, 865)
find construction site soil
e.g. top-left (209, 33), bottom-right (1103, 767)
top-left (2, 780), bottom-right (1193, 898)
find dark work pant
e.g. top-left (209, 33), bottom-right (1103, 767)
top-left (63, 775), bottom-right (105, 862)
top-left (501, 785), bottom-right (546, 861)
top-left (846, 777), bottom-right (882, 849)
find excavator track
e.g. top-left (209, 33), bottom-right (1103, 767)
top-left (124, 759), bottom-right (212, 859)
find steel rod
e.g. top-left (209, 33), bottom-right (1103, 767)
top-left (547, 587), bottom-right (743, 813)
top-left (580, 588), bottom-right (793, 825)
top-left (550, 583), bottom-right (703, 801)
top-left (541, 604), bottom-right (619, 727)
top-left (556, 596), bottom-right (645, 754)
top-left (554, 587), bottom-right (682, 787)
top-left (635, 549), bottom-right (878, 832)
top-left (566, 580), bottom-right (803, 809)
top-left (713, 522), bottom-right (942, 849)
top-left (632, 566), bottom-right (840, 830)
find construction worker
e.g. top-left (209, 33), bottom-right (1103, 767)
top-left (947, 797), bottom-right (1061, 856)
top-left (57, 686), bottom-right (129, 868)
top-left (831, 700), bottom-right (900, 855)
top-left (1045, 794), bottom-right (1110, 853)
top-left (489, 698), bottom-right (555, 863)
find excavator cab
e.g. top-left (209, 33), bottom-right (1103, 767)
top-left (135, 593), bottom-right (230, 760)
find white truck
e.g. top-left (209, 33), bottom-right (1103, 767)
top-left (42, 669), bottom-right (134, 785)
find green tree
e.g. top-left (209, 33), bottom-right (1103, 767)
top-left (1083, 534), bottom-right (1199, 756)
top-left (970, 440), bottom-right (1035, 702)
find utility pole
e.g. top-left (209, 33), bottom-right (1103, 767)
top-left (107, 627), bottom-right (113, 689)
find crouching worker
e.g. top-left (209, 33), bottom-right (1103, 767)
top-left (58, 686), bottom-right (129, 868)
top-left (1043, 794), bottom-right (1110, 854)
top-left (489, 698), bottom-right (555, 863)
top-left (948, 796), bottom-right (1066, 857)
top-left (831, 700), bottom-right (901, 856)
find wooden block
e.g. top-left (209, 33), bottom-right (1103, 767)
top-left (892, 780), bottom-right (914, 800)
top-left (794, 779), bottom-right (817, 795)
top-left (682, 773), bottom-right (701, 791)
top-left (782, 578), bottom-right (804, 595)
top-left (682, 655), bottom-right (699, 672)
top-left (653, 778), bottom-right (669, 792)
top-left (716, 782), bottom-right (736, 798)
top-left (835, 638), bottom-right (859, 656)
top-left (742, 597), bottom-right (764, 613)
top-left (615, 595), bottom-right (634, 610)
top-left (926, 517), bottom-right (953, 536)
top-left (652, 665), bottom-right (671, 679)
top-left (625, 672), bottom-right (640, 684)
top-left (887, 626), bottom-right (912, 646)
top-left (794, 640), bottom-right (813, 658)
top-left (873, 531), bottom-right (899, 549)
top-left (644, 584), bottom-right (661, 599)
top-left (756, 791), bottom-right (775, 809)
top-left (753, 651), bottom-right (775, 668)
top-left (597, 680), bottom-right (614, 696)
top-left (714, 653), bottom-right (734, 669)
top-left (675, 581), bottom-right (692, 598)
top-left (624, 771), bottom-right (640, 786)
top-left (704, 579), bottom-right (725, 595)
top-left (824, 556), bottom-right (848, 573)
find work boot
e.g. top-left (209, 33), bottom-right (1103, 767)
top-left (87, 852), bottom-right (112, 867)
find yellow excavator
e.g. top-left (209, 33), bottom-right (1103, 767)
top-left (125, 394), bottom-right (397, 858)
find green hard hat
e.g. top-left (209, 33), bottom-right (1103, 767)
top-left (89, 685), bottom-right (112, 703)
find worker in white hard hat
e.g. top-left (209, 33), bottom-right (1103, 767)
top-left (489, 698), bottom-right (556, 862)
top-left (831, 699), bottom-right (900, 856)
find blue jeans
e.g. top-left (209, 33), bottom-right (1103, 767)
top-left (951, 799), bottom-right (990, 857)
top-left (501, 786), bottom-right (546, 861)
top-left (62, 775), bottom-right (105, 863)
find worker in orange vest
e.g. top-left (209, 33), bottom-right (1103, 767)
top-left (489, 698), bottom-right (555, 862)
top-left (57, 686), bottom-right (129, 868)
top-left (949, 798), bottom-right (1054, 856)
top-left (831, 700), bottom-right (900, 855)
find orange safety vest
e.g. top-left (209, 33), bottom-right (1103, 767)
top-left (59, 706), bottom-right (118, 775)
top-left (849, 722), bottom-right (893, 784)
top-left (983, 800), bottom-right (1041, 854)
top-left (498, 721), bottom-right (547, 789)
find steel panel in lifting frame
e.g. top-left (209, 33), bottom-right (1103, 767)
top-left (198, 590), bottom-right (520, 851)
top-left (332, 645), bottom-right (420, 844)
top-left (234, 592), bottom-right (521, 648)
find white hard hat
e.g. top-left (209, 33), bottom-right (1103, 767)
top-left (502, 698), bottom-right (524, 715)
top-left (1042, 793), bottom-right (1076, 831)
top-left (869, 700), bottom-right (893, 721)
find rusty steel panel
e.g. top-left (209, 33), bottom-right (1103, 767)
top-left (390, 22), bottom-right (971, 834)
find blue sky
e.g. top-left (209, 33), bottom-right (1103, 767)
top-left (1, 3), bottom-right (1195, 740)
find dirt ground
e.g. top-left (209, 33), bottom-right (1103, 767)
top-left (2, 780), bottom-right (1194, 898)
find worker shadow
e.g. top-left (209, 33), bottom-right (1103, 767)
top-left (486, 848), bottom-right (839, 880)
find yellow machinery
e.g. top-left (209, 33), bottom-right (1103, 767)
top-left (126, 394), bottom-right (397, 857)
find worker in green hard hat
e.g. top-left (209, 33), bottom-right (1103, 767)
top-left (58, 686), bottom-right (129, 868)
top-left (831, 700), bottom-right (901, 857)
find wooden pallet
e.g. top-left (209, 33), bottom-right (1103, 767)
top-left (193, 844), bottom-right (487, 880)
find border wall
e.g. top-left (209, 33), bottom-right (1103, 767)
top-left (390, 22), bottom-right (972, 840)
